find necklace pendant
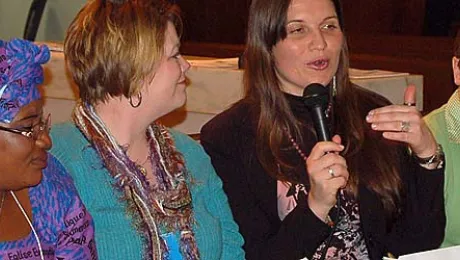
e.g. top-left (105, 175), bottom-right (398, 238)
top-left (136, 164), bottom-right (147, 176)
top-left (139, 166), bottom-right (147, 176)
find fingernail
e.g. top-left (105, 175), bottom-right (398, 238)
top-left (371, 123), bottom-right (377, 129)
top-left (339, 145), bottom-right (345, 150)
top-left (366, 112), bottom-right (374, 121)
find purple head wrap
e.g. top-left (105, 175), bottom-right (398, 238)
top-left (0, 38), bottom-right (50, 123)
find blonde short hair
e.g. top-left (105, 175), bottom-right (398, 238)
top-left (64, 0), bottom-right (182, 104)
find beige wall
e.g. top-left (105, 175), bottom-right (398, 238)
top-left (0, 0), bottom-right (86, 42)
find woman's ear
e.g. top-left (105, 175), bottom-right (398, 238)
top-left (453, 57), bottom-right (460, 86)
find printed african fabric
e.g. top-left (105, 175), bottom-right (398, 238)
top-left (0, 154), bottom-right (97, 260)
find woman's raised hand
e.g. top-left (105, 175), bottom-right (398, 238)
top-left (366, 85), bottom-right (438, 160)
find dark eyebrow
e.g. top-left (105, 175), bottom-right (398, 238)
top-left (287, 15), bottom-right (339, 25)
top-left (323, 16), bottom-right (339, 22)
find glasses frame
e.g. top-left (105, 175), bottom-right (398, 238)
top-left (0, 114), bottom-right (50, 140)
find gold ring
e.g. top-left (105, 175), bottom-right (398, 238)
top-left (400, 121), bottom-right (411, 132)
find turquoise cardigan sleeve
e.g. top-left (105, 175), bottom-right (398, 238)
top-left (170, 129), bottom-right (246, 260)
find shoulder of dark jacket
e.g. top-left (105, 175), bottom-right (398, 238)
top-left (201, 98), bottom-right (257, 137)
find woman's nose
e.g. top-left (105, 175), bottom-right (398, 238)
top-left (309, 30), bottom-right (327, 51)
top-left (36, 131), bottom-right (52, 151)
top-left (35, 115), bottom-right (52, 150)
top-left (181, 56), bottom-right (191, 73)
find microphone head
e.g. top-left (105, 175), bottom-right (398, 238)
top-left (302, 83), bottom-right (329, 109)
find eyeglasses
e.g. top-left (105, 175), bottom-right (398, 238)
top-left (0, 114), bottom-right (51, 140)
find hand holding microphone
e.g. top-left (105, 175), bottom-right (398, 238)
top-left (302, 83), bottom-right (349, 221)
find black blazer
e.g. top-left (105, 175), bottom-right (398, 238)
top-left (200, 87), bottom-right (445, 260)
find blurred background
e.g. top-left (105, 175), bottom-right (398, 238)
top-left (0, 0), bottom-right (458, 114)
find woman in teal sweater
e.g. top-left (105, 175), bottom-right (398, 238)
top-left (49, 0), bottom-right (244, 259)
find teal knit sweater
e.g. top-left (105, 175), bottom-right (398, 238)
top-left (50, 122), bottom-right (245, 260)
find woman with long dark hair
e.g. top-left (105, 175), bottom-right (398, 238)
top-left (201, 0), bottom-right (445, 259)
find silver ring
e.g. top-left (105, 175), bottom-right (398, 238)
top-left (400, 121), bottom-right (411, 132)
top-left (403, 102), bottom-right (416, 107)
top-left (328, 167), bottom-right (335, 178)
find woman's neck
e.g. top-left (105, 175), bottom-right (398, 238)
top-left (94, 99), bottom-right (151, 163)
top-left (0, 189), bottom-right (32, 242)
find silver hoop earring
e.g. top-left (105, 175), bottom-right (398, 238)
top-left (129, 92), bottom-right (142, 108)
top-left (332, 75), bottom-right (337, 97)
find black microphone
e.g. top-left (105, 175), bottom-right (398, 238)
top-left (302, 83), bottom-right (330, 142)
top-left (304, 83), bottom-right (337, 260)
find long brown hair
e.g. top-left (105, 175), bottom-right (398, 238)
top-left (244, 0), bottom-right (402, 213)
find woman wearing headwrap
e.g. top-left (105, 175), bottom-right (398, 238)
top-left (50, 0), bottom-right (244, 259)
top-left (0, 38), bottom-right (97, 260)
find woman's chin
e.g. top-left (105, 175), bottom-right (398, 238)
top-left (25, 171), bottom-right (44, 188)
top-left (172, 95), bottom-right (187, 111)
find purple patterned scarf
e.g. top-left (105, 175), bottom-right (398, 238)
top-left (73, 101), bottom-right (200, 260)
